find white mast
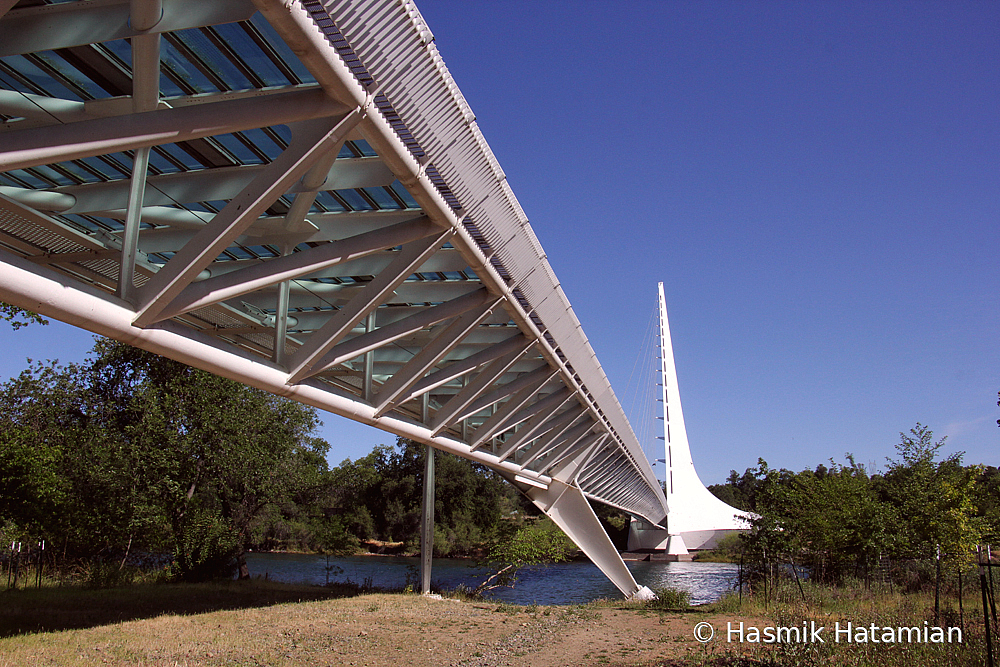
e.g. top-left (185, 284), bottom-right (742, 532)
top-left (628, 283), bottom-right (748, 555)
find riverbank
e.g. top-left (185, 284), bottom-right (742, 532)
top-left (0, 579), bottom-right (990, 666)
top-left (0, 581), bottom-right (728, 666)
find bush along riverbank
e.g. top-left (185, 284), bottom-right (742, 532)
top-left (0, 343), bottom-right (608, 584)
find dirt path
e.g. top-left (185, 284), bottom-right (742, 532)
top-left (0, 593), bottom-right (739, 667)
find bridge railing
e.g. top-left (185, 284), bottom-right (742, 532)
top-left (296, 0), bottom-right (667, 523)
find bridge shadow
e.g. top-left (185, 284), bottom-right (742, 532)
top-left (0, 580), bottom-right (365, 637)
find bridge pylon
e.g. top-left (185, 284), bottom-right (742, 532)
top-left (628, 283), bottom-right (749, 556)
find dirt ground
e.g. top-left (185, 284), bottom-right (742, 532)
top-left (0, 592), bottom-right (744, 667)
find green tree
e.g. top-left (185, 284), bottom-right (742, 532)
top-left (975, 466), bottom-right (1000, 536)
top-left (0, 356), bottom-right (160, 559)
top-left (86, 341), bottom-right (328, 579)
top-left (733, 456), bottom-right (896, 584)
top-left (780, 457), bottom-right (895, 581)
top-left (0, 339), bottom-right (332, 580)
top-left (877, 423), bottom-right (984, 563)
top-left (322, 439), bottom-right (523, 556)
top-left (736, 459), bottom-right (796, 570)
top-left (0, 426), bottom-right (65, 536)
top-left (0, 303), bottom-right (47, 330)
top-left (474, 516), bottom-right (576, 594)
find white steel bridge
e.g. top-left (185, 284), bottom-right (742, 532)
top-left (0, 0), bottom-right (668, 597)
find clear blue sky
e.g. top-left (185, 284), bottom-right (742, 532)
top-left (2, 1), bottom-right (997, 485)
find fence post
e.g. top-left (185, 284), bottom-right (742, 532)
top-left (980, 546), bottom-right (995, 667)
top-left (738, 548), bottom-right (744, 606)
top-left (958, 566), bottom-right (964, 636)
top-left (36, 540), bottom-right (44, 588)
top-left (934, 544), bottom-right (941, 625)
top-left (12, 542), bottom-right (22, 589)
top-left (990, 545), bottom-right (998, 630)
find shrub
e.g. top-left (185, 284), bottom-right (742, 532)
top-left (646, 586), bottom-right (690, 610)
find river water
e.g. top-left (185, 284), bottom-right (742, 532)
top-left (245, 553), bottom-right (738, 605)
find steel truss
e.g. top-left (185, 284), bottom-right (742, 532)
top-left (0, 0), bottom-right (665, 598)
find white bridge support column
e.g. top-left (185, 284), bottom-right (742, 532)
top-left (524, 479), bottom-right (653, 600)
top-left (420, 444), bottom-right (435, 595)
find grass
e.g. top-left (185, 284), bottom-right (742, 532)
top-left (687, 578), bottom-right (992, 667)
top-left (691, 550), bottom-right (737, 563)
top-left (0, 573), bottom-right (992, 666)
top-left (0, 588), bottom-right (503, 667)
top-left (646, 587), bottom-right (691, 611)
top-left (576, 576), bottom-right (993, 666)
top-left (0, 579), bottom-right (365, 637)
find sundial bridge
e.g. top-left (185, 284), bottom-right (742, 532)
top-left (0, 0), bottom-right (743, 598)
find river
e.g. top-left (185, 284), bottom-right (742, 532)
top-left (245, 553), bottom-right (738, 605)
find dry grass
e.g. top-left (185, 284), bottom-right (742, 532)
top-left (0, 582), bottom-right (717, 666)
top-left (0, 580), bottom-right (362, 638)
top-left (0, 578), bottom-right (991, 666)
top-left (0, 585), bottom-right (507, 666)
top-left (686, 579), bottom-right (991, 667)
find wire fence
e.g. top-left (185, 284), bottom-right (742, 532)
top-left (732, 542), bottom-right (999, 666)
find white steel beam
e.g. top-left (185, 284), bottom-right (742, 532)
top-left (526, 421), bottom-right (598, 471)
top-left (0, 193), bottom-right (108, 254)
top-left (118, 7), bottom-right (161, 302)
top-left (56, 208), bottom-right (421, 253)
top-left (0, 85), bottom-right (337, 134)
top-left (404, 335), bottom-right (532, 402)
top-left (576, 447), bottom-right (618, 483)
top-left (152, 217), bottom-right (439, 320)
top-left (547, 434), bottom-right (607, 484)
top-left (523, 479), bottom-right (649, 599)
top-left (272, 251), bottom-right (292, 365)
top-left (373, 300), bottom-right (499, 417)
top-left (0, 0), bottom-right (18, 21)
top-left (542, 432), bottom-right (605, 477)
top-left (0, 88), bottom-right (349, 172)
top-left (133, 112), bottom-right (361, 323)
top-left (189, 249), bottom-right (469, 289)
top-left (362, 310), bottom-right (376, 401)
top-left (0, 90), bottom-right (85, 123)
top-left (119, 145), bottom-right (151, 302)
top-left (493, 389), bottom-right (574, 461)
top-left (0, 0), bottom-right (257, 57)
top-left (428, 346), bottom-right (530, 435)
top-left (459, 366), bottom-right (554, 424)
top-left (313, 288), bottom-right (495, 371)
top-left (20, 155), bottom-right (393, 215)
top-left (518, 409), bottom-right (590, 466)
top-left (576, 447), bottom-right (616, 481)
top-left (587, 463), bottom-right (635, 498)
top-left (30, 249), bottom-right (120, 265)
top-left (508, 407), bottom-right (587, 465)
top-left (279, 139), bottom-right (342, 249)
top-left (459, 365), bottom-right (558, 423)
top-left (283, 301), bottom-right (509, 335)
top-left (468, 371), bottom-right (557, 449)
top-left (285, 231), bottom-right (451, 384)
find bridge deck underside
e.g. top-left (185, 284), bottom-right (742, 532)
top-left (0, 0), bottom-right (668, 594)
